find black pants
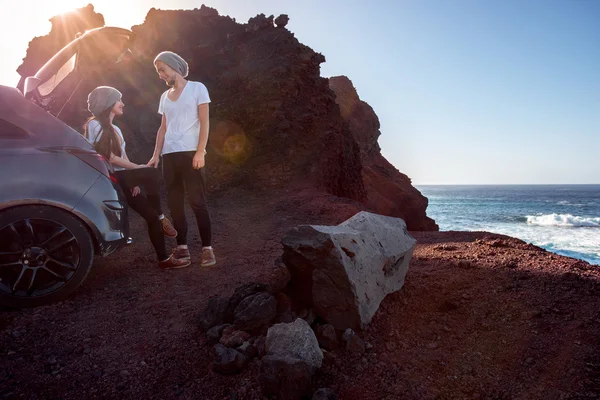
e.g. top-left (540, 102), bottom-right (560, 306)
top-left (114, 167), bottom-right (168, 261)
top-left (162, 151), bottom-right (212, 247)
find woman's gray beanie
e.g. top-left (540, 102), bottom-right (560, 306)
top-left (87, 86), bottom-right (122, 117)
top-left (154, 51), bottom-right (189, 78)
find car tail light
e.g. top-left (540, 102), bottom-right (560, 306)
top-left (69, 149), bottom-right (114, 179)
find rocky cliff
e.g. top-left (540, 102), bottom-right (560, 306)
top-left (16, 4), bottom-right (437, 231)
top-left (329, 76), bottom-right (436, 230)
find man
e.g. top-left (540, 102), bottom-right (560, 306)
top-left (148, 51), bottom-right (216, 268)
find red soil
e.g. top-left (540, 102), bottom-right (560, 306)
top-left (1, 186), bottom-right (598, 399)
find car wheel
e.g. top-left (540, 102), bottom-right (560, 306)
top-left (0, 205), bottom-right (94, 308)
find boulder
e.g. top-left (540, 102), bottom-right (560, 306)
top-left (206, 323), bottom-right (231, 345)
top-left (259, 318), bottom-right (323, 398)
top-left (260, 355), bottom-right (314, 400)
top-left (265, 319), bottom-right (323, 371)
top-left (282, 211), bottom-right (416, 330)
top-left (212, 344), bottom-right (246, 375)
top-left (199, 297), bottom-right (229, 331)
top-left (220, 326), bottom-right (251, 348)
top-left (233, 292), bottom-right (277, 331)
top-left (275, 14), bottom-right (289, 28)
top-left (226, 282), bottom-right (268, 321)
top-left (237, 341), bottom-right (258, 360)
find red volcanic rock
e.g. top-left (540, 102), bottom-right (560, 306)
top-left (15, 5), bottom-right (436, 231)
top-left (329, 76), bottom-right (437, 231)
top-left (0, 182), bottom-right (598, 398)
top-left (275, 14), bottom-right (290, 28)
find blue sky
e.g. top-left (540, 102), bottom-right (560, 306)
top-left (1, 0), bottom-right (598, 184)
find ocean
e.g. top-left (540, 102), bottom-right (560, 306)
top-left (416, 185), bottom-right (600, 266)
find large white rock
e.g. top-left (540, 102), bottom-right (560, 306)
top-left (282, 211), bottom-right (416, 330)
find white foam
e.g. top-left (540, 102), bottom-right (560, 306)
top-left (481, 223), bottom-right (600, 265)
top-left (526, 213), bottom-right (600, 227)
top-left (557, 201), bottom-right (584, 206)
top-left (436, 218), bottom-right (600, 265)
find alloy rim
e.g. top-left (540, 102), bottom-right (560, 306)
top-left (0, 218), bottom-right (80, 298)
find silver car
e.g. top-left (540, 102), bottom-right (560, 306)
top-left (0, 27), bottom-right (134, 308)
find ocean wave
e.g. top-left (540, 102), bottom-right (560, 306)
top-left (526, 213), bottom-right (600, 227)
top-left (557, 200), bottom-right (584, 206)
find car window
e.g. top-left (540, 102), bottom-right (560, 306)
top-left (37, 53), bottom-right (77, 97)
top-left (0, 118), bottom-right (29, 139)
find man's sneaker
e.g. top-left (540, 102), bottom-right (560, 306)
top-left (171, 247), bottom-right (191, 260)
top-left (159, 256), bottom-right (191, 269)
top-left (161, 218), bottom-right (178, 238)
top-left (201, 248), bottom-right (216, 267)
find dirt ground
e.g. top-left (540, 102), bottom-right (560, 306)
top-left (1, 185), bottom-right (599, 400)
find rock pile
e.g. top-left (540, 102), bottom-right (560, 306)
top-left (199, 211), bottom-right (416, 399)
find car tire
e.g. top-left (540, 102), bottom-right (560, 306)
top-left (0, 205), bottom-right (94, 308)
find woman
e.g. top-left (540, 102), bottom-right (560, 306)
top-left (85, 86), bottom-right (190, 269)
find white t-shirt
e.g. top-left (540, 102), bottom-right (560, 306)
top-left (158, 81), bottom-right (211, 155)
top-left (86, 119), bottom-right (127, 171)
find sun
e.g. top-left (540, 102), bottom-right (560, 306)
top-left (42, 1), bottom-right (98, 16)
top-left (0, 0), bottom-right (147, 87)
top-left (42, 1), bottom-right (145, 32)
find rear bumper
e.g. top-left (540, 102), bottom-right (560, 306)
top-left (73, 175), bottom-right (129, 256)
top-left (100, 235), bottom-right (129, 256)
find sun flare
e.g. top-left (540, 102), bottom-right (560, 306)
top-left (0, 0), bottom-right (147, 86)
top-left (39, 0), bottom-right (93, 18)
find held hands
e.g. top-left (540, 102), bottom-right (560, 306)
top-left (147, 156), bottom-right (159, 168)
top-left (192, 151), bottom-right (205, 170)
top-left (131, 186), bottom-right (141, 197)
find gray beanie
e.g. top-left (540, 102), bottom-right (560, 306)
top-left (87, 86), bottom-right (122, 117)
top-left (154, 51), bottom-right (189, 78)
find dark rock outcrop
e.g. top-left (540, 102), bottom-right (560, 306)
top-left (16, 4), bottom-right (104, 91)
top-left (16, 5), bottom-right (438, 231)
top-left (275, 14), bottom-right (290, 28)
top-left (329, 76), bottom-right (438, 230)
